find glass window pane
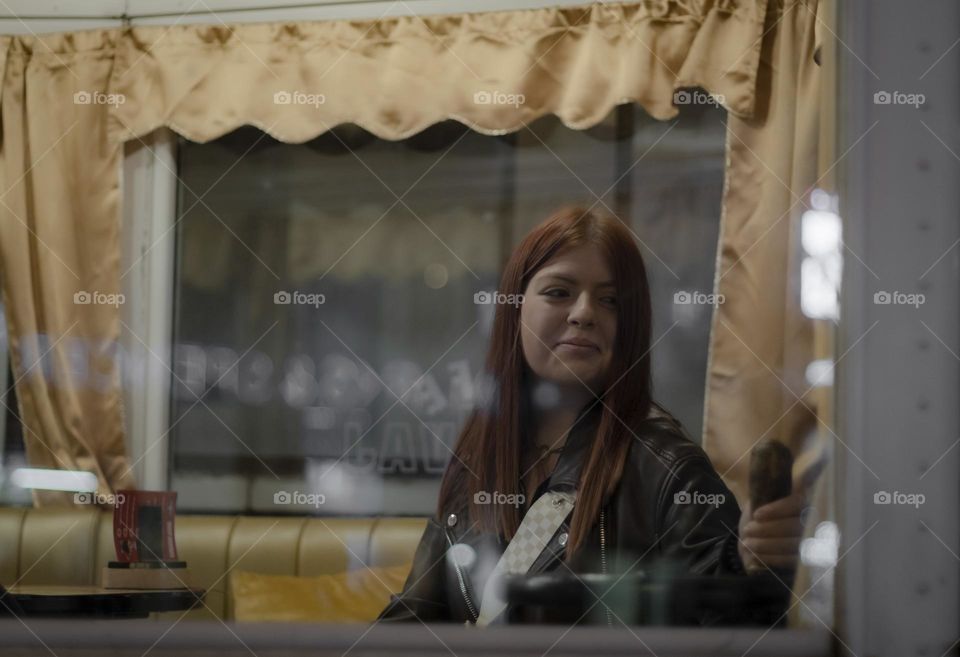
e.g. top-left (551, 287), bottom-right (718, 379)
top-left (170, 103), bottom-right (725, 515)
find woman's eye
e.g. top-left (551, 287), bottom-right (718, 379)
top-left (542, 289), bottom-right (616, 306)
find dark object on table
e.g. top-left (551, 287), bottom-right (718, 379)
top-left (749, 440), bottom-right (793, 511)
top-left (748, 440), bottom-right (797, 585)
top-left (504, 570), bottom-right (791, 626)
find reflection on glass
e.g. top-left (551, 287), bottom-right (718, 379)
top-left (167, 101), bottom-right (834, 629)
top-left (170, 105), bottom-right (726, 516)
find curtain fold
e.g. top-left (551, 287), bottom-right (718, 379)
top-left (702, 0), bottom-right (822, 510)
top-left (107, 0), bottom-right (767, 144)
top-left (700, 0), bottom-right (826, 625)
top-left (0, 30), bottom-right (134, 506)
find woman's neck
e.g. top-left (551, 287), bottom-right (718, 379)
top-left (529, 383), bottom-right (596, 451)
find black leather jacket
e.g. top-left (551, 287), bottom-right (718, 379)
top-left (377, 404), bottom-right (749, 626)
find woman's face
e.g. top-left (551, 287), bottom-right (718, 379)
top-left (519, 243), bottom-right (617, 395)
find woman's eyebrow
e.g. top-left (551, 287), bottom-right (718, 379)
top-left (541, 274), bottom-right (615, 288)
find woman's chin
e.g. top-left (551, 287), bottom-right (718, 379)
top-left (551, 369), bottom-right (602, 389)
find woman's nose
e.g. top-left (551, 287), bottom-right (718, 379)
top-left (567, 294), bottom-right (596, 326)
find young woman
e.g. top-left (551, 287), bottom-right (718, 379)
top-left (377, 206), bottom-right (807, 626)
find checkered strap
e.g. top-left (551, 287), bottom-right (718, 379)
top-left (474, 490), bottom-right (576, 627)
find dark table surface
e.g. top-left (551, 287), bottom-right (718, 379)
top-left (2, 585), bottom-right (205, 619)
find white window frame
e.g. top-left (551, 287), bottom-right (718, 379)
top-left (120, 130), bottom-right (178, 490)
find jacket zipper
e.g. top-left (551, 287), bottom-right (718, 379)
top-left (444, 527), bottom-right (479, 624)
top-left (599, 508), bottom-right (613, 627)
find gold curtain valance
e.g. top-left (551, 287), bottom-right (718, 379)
top-left (105, 0), bottom-right (766, 144)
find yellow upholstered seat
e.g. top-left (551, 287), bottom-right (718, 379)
top-left (0, 507), bottom-right (427, 621)
top-left (229, 562), bottom-right (412, 622)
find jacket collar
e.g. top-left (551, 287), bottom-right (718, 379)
top-left (541, 399), bottom-right (604, 493)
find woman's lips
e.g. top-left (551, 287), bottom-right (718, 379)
top-left (556, 342), bottom-right (599, 355)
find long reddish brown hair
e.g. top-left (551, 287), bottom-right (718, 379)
top-left (436, 205), bottom-right (654, 559)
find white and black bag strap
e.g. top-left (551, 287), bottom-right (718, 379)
top-left (473, 489), bottom-right (576, 627)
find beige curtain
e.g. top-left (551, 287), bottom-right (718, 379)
top-left (0, 30), bottom-right (135, 506)
top-left (0, 0), bottom-right (825, 551)
top-left (703, 0), bottom-right (824, 509)
top-left (108, 1), bottom-right (765, 142)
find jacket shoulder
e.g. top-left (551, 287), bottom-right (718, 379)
top-left (627, 405), bottom-right (712, 468)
